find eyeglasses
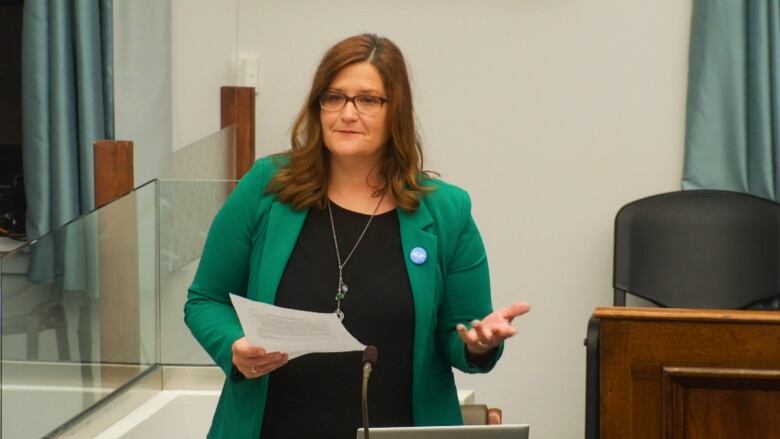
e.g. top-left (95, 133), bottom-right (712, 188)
top-left (318, 91), bottom-right (390, 116)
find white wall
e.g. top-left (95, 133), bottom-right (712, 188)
top-left (114, 0), bottom-right (172, 185)
top-left (234, 1), bottom-right (692, 438)
top-left (115, 0), bottom-right (240, 169)
top-left (171, 0), bottom-right (239, 151)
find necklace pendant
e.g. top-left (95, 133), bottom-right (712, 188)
top-left (328, 193), bottom-right (385, 326)
top-left (335, 282), bottom-right (348, 301)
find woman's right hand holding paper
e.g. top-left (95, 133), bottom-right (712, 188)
top-left (231, 336), bottom-right (288, 378)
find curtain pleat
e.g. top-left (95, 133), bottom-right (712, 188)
top-left (683, 0), bottom-right (780, 202)
top-left (22, 0), bottom-right (113, 285)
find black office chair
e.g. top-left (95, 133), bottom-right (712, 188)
top-left (584, 189), bottom-right (780, 439)
top-left (612, 190), bottom-right (780, 309)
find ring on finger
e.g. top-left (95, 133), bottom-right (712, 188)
top-left (476, 341), bottom-right (490, 349)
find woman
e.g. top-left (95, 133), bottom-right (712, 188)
top-left (185, 33), bottom-right (529, 438)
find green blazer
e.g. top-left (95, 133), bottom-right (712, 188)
top-left (185, 156), bottom-right (503, 438)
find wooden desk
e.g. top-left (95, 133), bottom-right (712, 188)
top-left (595, 307), bottom-right (780, 439)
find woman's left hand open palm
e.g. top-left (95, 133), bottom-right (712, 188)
top-left (456, 302), bottom-right (530, 355)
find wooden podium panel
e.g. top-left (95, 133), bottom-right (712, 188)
top-left (663, 367), bottom-right (780, 439)
top-left (595, 307), bottom-right (780, 439)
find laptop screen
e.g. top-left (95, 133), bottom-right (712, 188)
top-left (356, 424), bottom-right (530, 439)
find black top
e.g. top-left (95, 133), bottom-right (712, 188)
top-left (260, 201), bottom-right (415, 438)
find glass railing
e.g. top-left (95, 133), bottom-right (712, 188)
top-left (158, 179), bottom-right (236, 365)
top-left (1, 174), bottom-right (238, 437)
top-left (160, 125), bottom-right (239, 365)
top-left (1, 180), bottom-right (158, 438)
top-left (168, 127), bottom-right (236, 181)
top-left (0, 177), bottom-right (237, 437)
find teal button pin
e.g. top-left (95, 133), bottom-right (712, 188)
top-left (410, 247), bottom-right (427, 265)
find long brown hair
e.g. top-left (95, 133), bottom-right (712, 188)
top-left (267, 33), bottom-right (432, 211)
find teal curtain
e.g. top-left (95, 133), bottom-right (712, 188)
top-left (683, 0), bottom-right (780, 201)
top-left (22, 0), bottom-right (113, 293)
top-left (22, 0), bottom-right (114, 242)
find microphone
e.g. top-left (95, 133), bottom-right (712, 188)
top-left (361, 345), bottom-right (378, 439)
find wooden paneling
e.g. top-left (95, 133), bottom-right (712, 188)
top-left (663, 367), bottom-right (780, 439)
top-left (596, 307), bottom-right (780, 439)
top-left (220, 86), bottom-right (255, 179)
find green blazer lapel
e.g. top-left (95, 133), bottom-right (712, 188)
top-left (397, 200), bottom-right (438, 413)
top-left (254, 200), bottom-right (308, 303)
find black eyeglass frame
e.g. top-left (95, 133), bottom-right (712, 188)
top-left (318, 91), bottom-right (391, 115)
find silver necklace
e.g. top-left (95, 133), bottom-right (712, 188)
top-left (327, 192), bottom-right (386, 321)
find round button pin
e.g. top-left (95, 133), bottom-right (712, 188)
top-left (410, 247), bottom-right (427, 265)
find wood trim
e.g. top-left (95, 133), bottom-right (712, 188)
top-left (664, 366), bottom-right (780, 382)
top-left (94, 140), bottom-right (134, 208)
top-left (220, 86), bottom-right (256, 179)
top-left (594, 306), bottom-right (780, 324)
top-left (663, 367), bottom-right (780, 439)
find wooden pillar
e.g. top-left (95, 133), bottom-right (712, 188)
top-left (94, 140), bottom-right (134, 208)
top-left (93, 140), bottom-right (141, 384)
top-left (220, 86), bottom-right (256, 179)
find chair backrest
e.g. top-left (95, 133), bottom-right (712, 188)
top-left (613, 190), bottom-right (780, 309)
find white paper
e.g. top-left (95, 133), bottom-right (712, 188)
top-left (229, 293), bottom-right (366, 360)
